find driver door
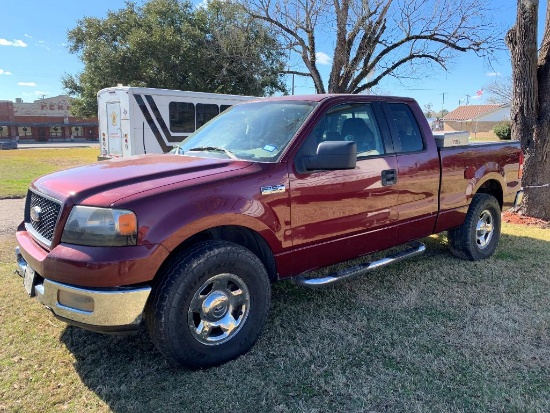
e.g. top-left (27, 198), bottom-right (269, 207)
top-left (288, 102), bottom-right (399, 275)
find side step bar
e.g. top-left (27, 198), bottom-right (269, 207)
top-left (293, 241), bottom-right (426, 288)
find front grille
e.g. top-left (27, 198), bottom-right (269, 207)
top-left (25, 190), bottom-right (62, 246)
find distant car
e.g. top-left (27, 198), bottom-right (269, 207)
top-left (0, 141), bottom-right (17, 150)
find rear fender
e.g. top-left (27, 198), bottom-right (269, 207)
top-left (468, 163), bottom-right (505, 204)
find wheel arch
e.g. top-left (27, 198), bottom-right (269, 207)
top-left (157, 225), bottom-right (278, 283)
top-left (475, 178), bottom-right (503, 209)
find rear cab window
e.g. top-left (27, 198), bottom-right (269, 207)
top-left (386, 103), bottom-right (424, 153)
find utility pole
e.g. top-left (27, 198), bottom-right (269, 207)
top-left (441, 92), bottom-right (447, 114)
top-left (465, 94), bottom-right (471, 105)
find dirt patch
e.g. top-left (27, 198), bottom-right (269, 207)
top-left (0, 198), bottom-right (25, 236)
top-left (502, 210), bottom-right (550, 229)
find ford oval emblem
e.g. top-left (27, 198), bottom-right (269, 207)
top-left (30, 206), bottom-right (42, 222)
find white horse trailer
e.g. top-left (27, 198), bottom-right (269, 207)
top-left (97, 86), bottom-right (256, 159)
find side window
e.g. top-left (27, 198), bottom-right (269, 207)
top-left (169, 102), bottom-right (195, 133)
top-left (196, 103), bottom-right (220, 128)
top-left (387, 103), bottom-right (424, 152)
top-left (220, 104), bottom-right (232, 113)
top-left (302, 103), bottom-right (385, 158)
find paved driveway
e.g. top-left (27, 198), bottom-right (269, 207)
top-left (17, 142), bottom-right (99, 149)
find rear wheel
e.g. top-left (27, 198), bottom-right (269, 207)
top-left (145, 241), bottom-right (271, 368)
top-left (448, 193), bottom-right (501, 261)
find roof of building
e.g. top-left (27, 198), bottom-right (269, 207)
top-left (31, 95), bottom-right (71, 103)
top-left (443, 104), bottom-right (509, 121)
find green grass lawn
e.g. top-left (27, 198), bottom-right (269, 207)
top-left (0, 147), bottom-right (98, 199)
top-left (1, 223), bottom-right (549, 412)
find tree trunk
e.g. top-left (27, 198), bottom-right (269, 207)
top-left (507, 0), bottom-right (550, 220)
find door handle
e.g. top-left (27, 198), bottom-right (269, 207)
top-left (381, 169), bottom-right (397, 186)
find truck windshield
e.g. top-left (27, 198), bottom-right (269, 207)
top-left (174, 101), bottom-right (317, 162)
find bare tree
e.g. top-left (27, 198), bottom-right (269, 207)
top-left (485, 76), bottom-right (512, 104)
top-left (506, 0), bottom-right (550, 220)
top-left (239, 0), bottom-right (500, 93)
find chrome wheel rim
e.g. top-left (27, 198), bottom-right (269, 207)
top-left (187, 273), bottom-right (250, 346)
top-left (476, 209), bottom-right (494, 249)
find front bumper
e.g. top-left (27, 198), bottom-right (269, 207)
top-left (16, 246), bottom-right (151, 333)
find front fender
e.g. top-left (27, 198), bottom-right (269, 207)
top-left (159, 211), bottom-right (285, 254)
top-left (114, 163), bottom-right (291, 256)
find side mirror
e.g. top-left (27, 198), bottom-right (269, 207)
top-left (303, 141), bottom-right (357, 171)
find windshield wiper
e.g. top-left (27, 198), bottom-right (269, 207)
top-left (187, 146), bottom-right (239, 160)
top-left (170, 145), bottom-right (184, 155)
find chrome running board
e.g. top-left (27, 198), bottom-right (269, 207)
top-left (293, 241), bottom-right (426, 288)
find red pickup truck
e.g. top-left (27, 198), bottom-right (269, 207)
top-left (15, 95), bottom-right (523, 368)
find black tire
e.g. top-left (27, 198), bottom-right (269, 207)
top-left (448, 193), bottom-right (501, 261)
top-left (145, 241), bottom-right (271, 369)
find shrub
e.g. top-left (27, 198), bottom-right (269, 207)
top-left (493, 121), bottom-right (512, 140)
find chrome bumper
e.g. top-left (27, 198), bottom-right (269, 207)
top-left (15, 247), bottom-right (151, 332)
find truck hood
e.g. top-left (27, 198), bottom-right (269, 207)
top-left (32, 154), bottom-right (253, 206)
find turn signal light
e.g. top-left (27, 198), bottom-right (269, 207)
top-left (118, 213), bottom-right (137, 236)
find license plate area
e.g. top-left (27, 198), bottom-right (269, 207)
top-left (23, 265), bottom-right (37, 297)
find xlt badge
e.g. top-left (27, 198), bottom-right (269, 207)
top-left (261, 185), bottom-right (285, 195)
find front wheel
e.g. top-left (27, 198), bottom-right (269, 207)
top-left (145, 241), bottom-right (271, 368)
top-left (448, 193), bottom-right (502, 261)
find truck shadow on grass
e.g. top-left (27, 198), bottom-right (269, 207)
top-left (59, 232), bottom-right (550, 413)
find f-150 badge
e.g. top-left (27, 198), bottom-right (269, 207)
top-left (261, 185), bottom-right (285, 195)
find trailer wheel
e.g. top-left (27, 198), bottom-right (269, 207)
top-left (145, 241), bottom-right (271, 369)
top-left (448, 193), bottom-right (501, 261)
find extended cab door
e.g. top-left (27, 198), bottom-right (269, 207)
top-left (288, 102), bottom-right (400, 275)
top-left (381, 101), bottom-right (440, 244)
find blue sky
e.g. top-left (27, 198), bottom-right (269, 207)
top-left (0, 0), bottom-right (545, 112)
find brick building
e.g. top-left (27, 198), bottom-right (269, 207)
top-left (442, 104), bottom-right (511, 139)
top-left (0, 95), bottom-right (98, 142)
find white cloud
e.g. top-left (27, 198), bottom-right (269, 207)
top-left (0, 38), bottom-right (27, 47)
top-left (486, 71), bottom-right (501, 77)
top-left (37, 39), bottom-right (51, 51)
top-left (0, 69), bottom-right (13, 75)
top-left (18, 82), bottom-right (37, 87)
top-left (315, 52), bottom-right (332, 65)
top-left (24, 34), bottom-right (32, 38)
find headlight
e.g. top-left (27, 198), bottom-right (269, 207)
top-left (61, 206), bottom-right (137, 246)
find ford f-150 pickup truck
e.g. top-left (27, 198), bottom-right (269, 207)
top-left (15, 95), bottom-right (523, 368)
